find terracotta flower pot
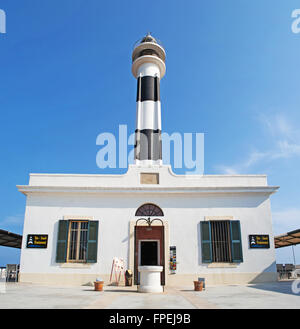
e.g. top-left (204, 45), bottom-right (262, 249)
top-left (94, 281), bottom-right (104, 291)
top-left (194, 281), bottom-right (203, 291)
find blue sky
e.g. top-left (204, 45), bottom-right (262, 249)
top-left (0, 0), bottom-right (300, 266)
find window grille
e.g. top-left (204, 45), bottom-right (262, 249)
top-left (211, 221), bottom-right (232, 263)
top-left (68, 221), bottom-right (88, 262)
top-left (135, 203), bottom-right (164, 217)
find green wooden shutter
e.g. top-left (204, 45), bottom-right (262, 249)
top-left (200, 221), bottom-right (212, 263)
top-left (86, 221), bottom-right (99, 263)
top-left (56, 220), bottom-right (69, 263)
top-left (230, 220), bottom-right (243, 263)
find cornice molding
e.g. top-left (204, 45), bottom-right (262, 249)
top-left (17, 185), bottom-right (279, 196)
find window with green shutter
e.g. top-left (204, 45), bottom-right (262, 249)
top-left (87, 221), bottom-right (99, 263)
top-left (200, 220), bottom-right (243, 264)
top-left (56, 219), bottom-right (99, 264)
top-left (200, 221), bottom-right (212, 263)
top-left (56, 220), bottom-right (69, 263)
top-left (230, 220), bottom-right (243, 263)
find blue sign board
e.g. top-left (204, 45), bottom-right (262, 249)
top-left (26, 235), bottom-right (48, 248)
top-left (249, 235), bottom-right (270, 249)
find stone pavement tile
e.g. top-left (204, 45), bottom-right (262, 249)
top-left (0, 283), bottom-right (102, 309)
top-left (165, 286), bottom-right (219, 309)
top-left (192, 282), bottom-right (300, 309)
top-left (1, 281), bottom-right (299, 309)
top-left (86, 285), bottom-right (197, 309)
top-left (105, 294), bottom-right (196, 309)
top-left (85, 285), bottom-right (140, 309)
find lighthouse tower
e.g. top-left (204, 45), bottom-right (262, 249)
top-left (132, 33), bottom-right (166, 166)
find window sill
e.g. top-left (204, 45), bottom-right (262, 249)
top-left (207, 263), bottom-right (238, 268)
top-left (60, 263), bottom-right (92, 269)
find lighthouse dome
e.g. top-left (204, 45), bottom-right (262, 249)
top-left (132, 33), bottom-right (166, 78)
top-left (140, 33), bottom-right (157, 44)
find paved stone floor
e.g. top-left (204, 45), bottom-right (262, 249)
top-left (0, 280), bottom-right (299, 309)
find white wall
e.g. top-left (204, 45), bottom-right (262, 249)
top-left (20, 192), bottom-right (276, 277)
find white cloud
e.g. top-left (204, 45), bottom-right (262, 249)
top-left (272, 208), bottom-right (300, 235)
top-left (215, 150), bottom-right (269, 175)
top-left (216, 113), bottom-right (300, 174)
top-left (276, 140), bottom-right (300, 158)
top-left (0, 214), bottom-right (24, 227)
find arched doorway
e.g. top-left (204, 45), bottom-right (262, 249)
top-left (134, 203), bottom-right (165, 285)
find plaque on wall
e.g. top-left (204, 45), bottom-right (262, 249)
top-left (26, 235), bottom-right (48, 248)
top-left (249, 235), bottom-right (270, 249)
top-left (140, 173), bottom-right (159, 184)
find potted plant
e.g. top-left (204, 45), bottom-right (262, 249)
top-left (193, 280), bottom-right (203, 291)
top-left (94, 278), bottom-right (104, 291)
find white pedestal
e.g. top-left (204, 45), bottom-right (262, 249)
top-left (138, 266), bottom-right (163, 293)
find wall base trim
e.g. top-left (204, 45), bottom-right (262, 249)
top-left (167, 272), bottom-right (278, 286)
top-left (19, 273), bottom-right (112, 286)
top-left (19, 272), bottom-right (277, 286)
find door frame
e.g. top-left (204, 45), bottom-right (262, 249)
top-left (129, 220), bottom-right (169, 286)
top-left (134, 225), bottom-right (165, 285)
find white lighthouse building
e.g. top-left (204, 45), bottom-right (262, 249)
top-left (17, 34), bottom-right (279, 287)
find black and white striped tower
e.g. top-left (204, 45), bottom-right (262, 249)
top-left (132, 33), bottom-right (166, 165)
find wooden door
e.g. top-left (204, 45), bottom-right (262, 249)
top-left (134, 225), bottom-right (165, 285)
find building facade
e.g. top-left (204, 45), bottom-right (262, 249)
top-left (17, 34), bottom-right (279, 286)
